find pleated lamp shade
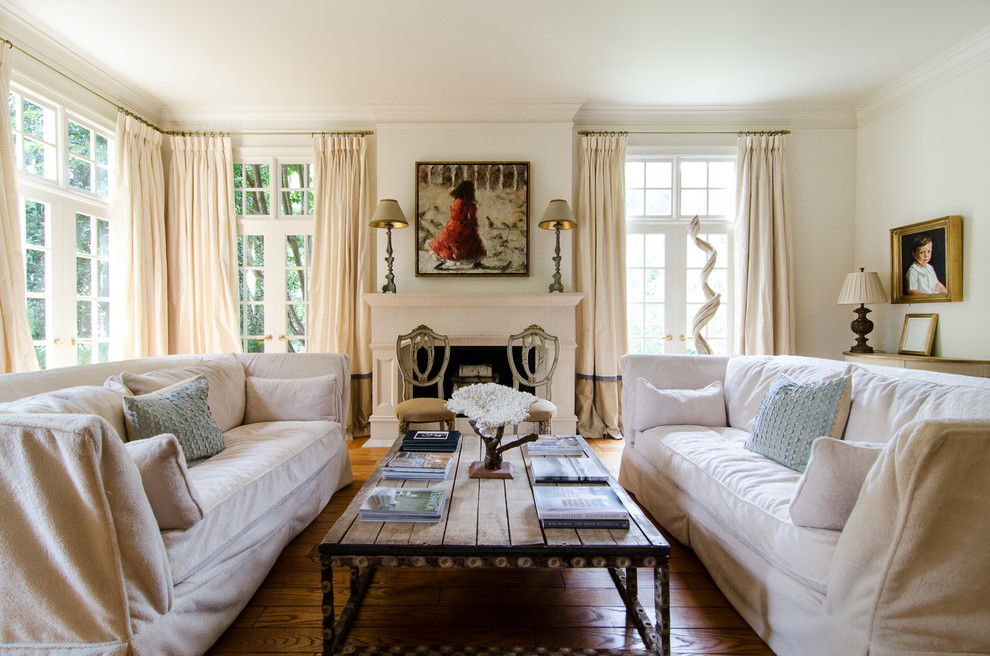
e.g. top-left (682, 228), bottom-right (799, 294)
top-left (837, 269), bottom-right (887, 305)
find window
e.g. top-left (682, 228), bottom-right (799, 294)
top-left (10, 84), bottom-right (114, 369)
top-left (626, 154), bottom-right (735, 355)
top-left (234, 158), bottom-right (315, 353)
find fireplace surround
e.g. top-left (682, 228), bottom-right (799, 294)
top-left (365, 293), bottom-right (582, 445)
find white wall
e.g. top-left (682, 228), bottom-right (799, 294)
top-left (373, 123), bottom-right (574, 296)
top-left (787, 129), bottom-right (859, 358)
top-left (856, 57), bottom-right (990, 359)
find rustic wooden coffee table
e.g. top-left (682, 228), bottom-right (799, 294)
top-left (319, 434), bottom-right (670, 655)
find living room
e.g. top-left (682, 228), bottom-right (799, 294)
top-left (2, 2), bottom-right (990, 655)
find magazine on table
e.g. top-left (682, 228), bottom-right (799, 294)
top-left (358, 487), bottom-right (446, 522)
top-left (525, 434), bottom-right (586, 456)
top-left (530, 457), bottom-right (610, 484)
top-left (381, 451), bottom-right (454, 480)
top-left (532, 485), bottom-right (629, 521)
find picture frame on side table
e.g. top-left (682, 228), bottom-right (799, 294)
top-left (890, 215), bottom-right (962, 304)
top-left (898, 313), bottom-right (938, 356)
top-left (415, 161), bottom-right (529, 277)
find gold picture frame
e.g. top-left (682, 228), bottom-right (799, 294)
top-left (898, 313), bottom-right (938, 356)
top-left (890, 215), bottom-right (962, 304)
top-left (414, 161), bottom-right (530, 277)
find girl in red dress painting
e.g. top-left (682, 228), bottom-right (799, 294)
top-left (429, 180), bottom-right (486, 269)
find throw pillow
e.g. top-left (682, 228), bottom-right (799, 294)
top-left (124, 433), bottom-right (205, 530)
top-left (634, 378), bottom-right (727, 432)
top-left (789, 437), bottom-right (885, 530)
top-left (744, 374), bottom-right (852, 472)
top-left (243, 374), bottom-right (339, 424)
top-left (122, 375), bottom-right (225, 466)
top-left (117, 354), bottom-right (246, 431)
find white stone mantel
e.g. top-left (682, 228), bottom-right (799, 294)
top-left (365, 292), bottom-right (583, 446)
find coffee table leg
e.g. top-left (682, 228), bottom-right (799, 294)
top-left (656, 565), bottom-right (670, 656)
top-left (320, 558), bottom-right (335, 656)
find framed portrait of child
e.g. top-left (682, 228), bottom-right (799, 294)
top-left (890, 215), bottom-right (962, 304)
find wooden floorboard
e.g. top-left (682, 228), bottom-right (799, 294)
top-left (204, 437), bottom-right (774, 656)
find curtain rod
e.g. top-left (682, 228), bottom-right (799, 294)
top-left (578, 129), bottom-right (791, 136)
top-left (2, 38), bottom-right (373, 138)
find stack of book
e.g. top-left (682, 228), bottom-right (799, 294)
top-left (381, 451), bottom-right (454, 480)
top-left (401, 429), bottom-right (460, 452)
top-left (358, 487), bottom-right (447, 523)
top-left (530, 457), bottom-right (610, 484)
top-left (525, 434), bottom-right (586, 457)
top-left (533, 485), bottom-right (630, 529)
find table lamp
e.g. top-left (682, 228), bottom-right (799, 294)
top-left (537, 199), bottom-right (577, 293)
top-left (369, 199), bottom-right (408, 294)
top-left (837, 268), bottom-right (887, 353)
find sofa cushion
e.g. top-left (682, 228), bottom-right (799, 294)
top-left (125, 433), bottom-right (205, 529)
top-left (724, 355), bottom-right (850, 431)
top-left (163, 419), bottom-right (341, 584)
top-left (744, 374), bottom-right (852, 472)
top-left (633, 425), bottom-right (839, 593)
top-left (123, 376), bottom-right (225, 465)
top-left (634, 378), bottom-right (726, 431)
top-left (112, 354), bottom-right (246, 432)
top-left (244, 374), bottom-right (338, 423)
top-left (788, 437), bottom-right (884, 530)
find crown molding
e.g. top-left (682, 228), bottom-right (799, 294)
top-left (857, 25), bottom-right (990, 126)
top-left (574, 104), bottom-right (857, 130)
top-left (160, 105), bottom-right (376, 133)
top-left (0, 0), bottom-right (166, 125)
top-left (367, 102), bottom-right (583, 124)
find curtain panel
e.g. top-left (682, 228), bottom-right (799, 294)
top-left (112, 113), bottom-right (168, 359)
top-left (0, 45), bottom-right (37, 373)
top-left (165, 134), bottom-right (241, 354)
top-left (735, 133), bottom-right (794, 355)
top-left (309, 135), bottom-right (373, 439)
top-left (574, 134), bottom-right (628, 438)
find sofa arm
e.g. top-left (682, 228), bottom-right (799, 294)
top-left (0, 413), bottom-right (171, 650)
top-left (826, 419), bottom-right (990, 654)
top-left (620, 353), bottom-right (729, 444)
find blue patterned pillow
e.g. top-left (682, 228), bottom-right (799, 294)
top-left (744, 374), bottom-right (852, 472)
top-left (123, 375), bottom-right (225, 466)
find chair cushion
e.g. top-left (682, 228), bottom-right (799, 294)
top-left (395, 397), bottom-right (455, 422)
top-left (525, 398), bottom-right (557, 422)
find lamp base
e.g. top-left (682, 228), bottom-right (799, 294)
top-left (848, 304), bottom-right (876, 353)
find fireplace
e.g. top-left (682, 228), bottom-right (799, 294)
top-left (411, 345), bottom-right (534, 400)
top-left (365, 292), bottom-right (582, 444)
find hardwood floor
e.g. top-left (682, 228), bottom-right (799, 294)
top-left (205, 437), bottom-right (774, 656)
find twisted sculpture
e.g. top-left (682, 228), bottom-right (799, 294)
top-left (688, 214), bottom-right (721, 355)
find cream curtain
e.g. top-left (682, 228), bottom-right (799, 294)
top-left (735, 133), bottom-right (794, 355)
top-left (166, 134), bottom-right (241, 354)
top-left (0, 45), bottom-right (37, 372)
top-left (574, 134), bottom-right (627, 438)
top-left (112, 113), bottom-right (167, 359)
top-left (309, 135), bottom-right (373, 438)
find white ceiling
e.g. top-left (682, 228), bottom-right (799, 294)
top-left (4, 0), bottom-right (990, 124)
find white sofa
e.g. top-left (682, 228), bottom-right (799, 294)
top-left (618, 353), bottom-right (990, 656)
top-left (0, 352), bottom-right (354, 656)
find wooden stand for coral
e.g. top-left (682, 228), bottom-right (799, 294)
top-left (468, 421), bottom-right (539, 479)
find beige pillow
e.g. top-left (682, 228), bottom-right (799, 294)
top-left (634, 378), bottom-right (727, 432)
top-left (0, 386), bottom-right (128, 442)
top-left (244, 374), bottom-right (338, 424)
top-left (789, 437), bottom-right (885, 530)
top-left (124, 433), bottom-right (205, 530)
top-left (118, 355), bottom-right (246, 431)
